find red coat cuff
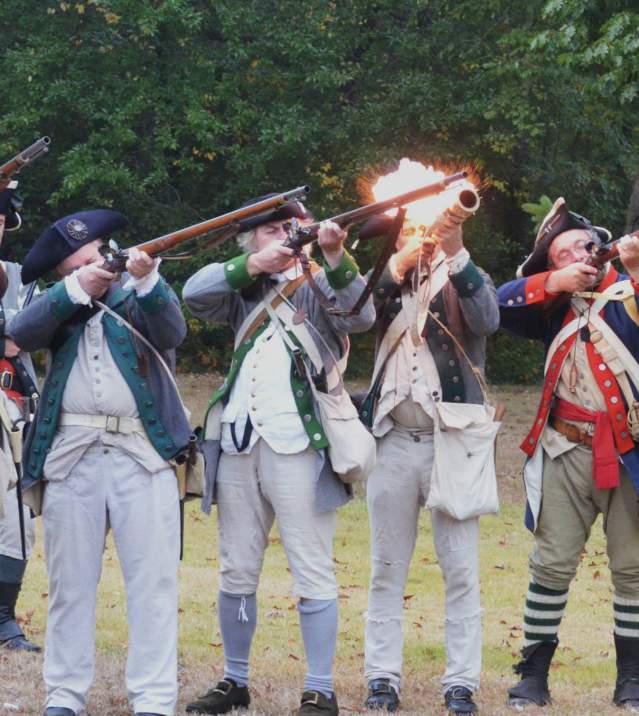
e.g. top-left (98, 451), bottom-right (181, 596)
top-left (525, 271), bottom-right (557, 303)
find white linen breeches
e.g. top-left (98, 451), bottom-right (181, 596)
top-left (0, 487), bottom-right (36, 560)
top-left (364, 426), bottom-right (482, 694)
top-left (42, 444), bottom-right (180, 715)
top-left (216, 440), bottom-right (337, 599)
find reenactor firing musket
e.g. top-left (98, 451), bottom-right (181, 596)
top-left (0, 137), bottom-right (51, 191)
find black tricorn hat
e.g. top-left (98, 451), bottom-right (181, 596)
top-left (519, 197), bottom-right (611, 277)
top-left (21, 209), bottom-right (128, 283)
top-left (237, 193), bottom-right (311, 232)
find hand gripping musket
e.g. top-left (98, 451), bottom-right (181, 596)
top-left (99, 185), bottom-right (310, 271)
top-left (585, 231), bottom-right (639, 270)
top-left (280, 172), bottom-right (473, 315)
top-left (0, 137), bottom-right (51, 191)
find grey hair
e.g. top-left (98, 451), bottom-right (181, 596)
top-left (236, 229), bottom-right (257, 253)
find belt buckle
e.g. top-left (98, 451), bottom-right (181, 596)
top-left (105, 415), bottom-right (120, 433)
top-left (0, 371), bottom-right (13, 391)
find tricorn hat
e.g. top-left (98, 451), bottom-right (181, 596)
top-left (519, 197), bottom-right (611, 277)
top-left (21, 209), bottom-right (128, 283)
top-left (237, 193), bottom-right (311, 232)
top-left (0, 182), bottom-right (23, 232)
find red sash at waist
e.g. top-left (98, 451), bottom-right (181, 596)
top-left (554, 397), bottom-right (619, 489)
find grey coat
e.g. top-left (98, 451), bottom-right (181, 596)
top-left (9, 275), bottom-right (192, 510)
top-left (365, 257), bottom-right (499, 415)
top-left (182, 255), bottom-right (376, 513)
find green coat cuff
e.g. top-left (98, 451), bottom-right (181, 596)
top-left (449, 259), bottom-right (484, 298)
top-left (224, 253), bottom-right (256, 291)
top-left (48, 280), bottom-right (79, 321)
top-left (136, 276), bottom-right (171, 314)
top-left (323, 250), bottom-right (359, 290)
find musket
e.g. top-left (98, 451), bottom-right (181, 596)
top-left (281, 172), bottom-right (475, 316)
top-left (0, 137), bottom-right (51, 191)
top-left (586, 233), bottom-right (639, 269)
top-left (100, 185), bottom-right (310, 271)
top-left (282, 171), bottom-right (468, 249)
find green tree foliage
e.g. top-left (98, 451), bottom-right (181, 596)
top-left (0, 0), bottom-right (637, 380)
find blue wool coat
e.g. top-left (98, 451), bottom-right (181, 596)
top-left (497, 266), bottom-right (639, 530)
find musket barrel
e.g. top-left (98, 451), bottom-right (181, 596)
top-left (0, 137), bottom-right (51, 180)
top-left (284, 171), bottom-right (468, 249)
top-left (133, 185), bottom-right (310, 255)
top-left (100, 185), bottom-right (311, 271)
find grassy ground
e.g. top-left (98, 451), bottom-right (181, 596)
top-left (0, 379), bottom-right (625, 715)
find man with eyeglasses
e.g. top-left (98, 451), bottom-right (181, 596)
top-left (498, 198), bottom-right (639, 710)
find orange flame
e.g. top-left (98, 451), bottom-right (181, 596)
top-left (372, 157), bottom-right (475, 226)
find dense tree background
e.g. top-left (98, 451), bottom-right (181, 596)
top-left (1, 0), bottom-right (637, 381)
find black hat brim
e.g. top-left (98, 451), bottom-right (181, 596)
top-left (520, 214), bottom-right (610, 277)
top-left (237, 198), bottom-right (309, 232)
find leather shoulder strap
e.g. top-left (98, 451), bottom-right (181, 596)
top-left (234, 274), bottom-right (307, 350)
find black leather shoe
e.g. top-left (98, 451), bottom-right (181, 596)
top-left (185, 678), bottom-right (250, 714)
top-left (4, 634), bottom-right (41, 652)
top-left (365, 678), bottom-right (399, 711)
top-left (43, 709), bottom-right (75, 716)
top-left (297, 690), bottom-right (339, 715)
top-left (445, 686), bottom-right (478, 715)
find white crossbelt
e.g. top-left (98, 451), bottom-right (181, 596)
top-left (58, 412), bottom-right (145, 435)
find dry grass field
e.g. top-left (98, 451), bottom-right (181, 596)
top-left (0, 377), bottom-right (625, 715)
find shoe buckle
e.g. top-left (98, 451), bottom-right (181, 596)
top-left (214, 680), bottom-right (233, 695)
top-left (302, 691), bottom-right (320, 706)
top-left (371, 682), bottom-right (392, 695)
